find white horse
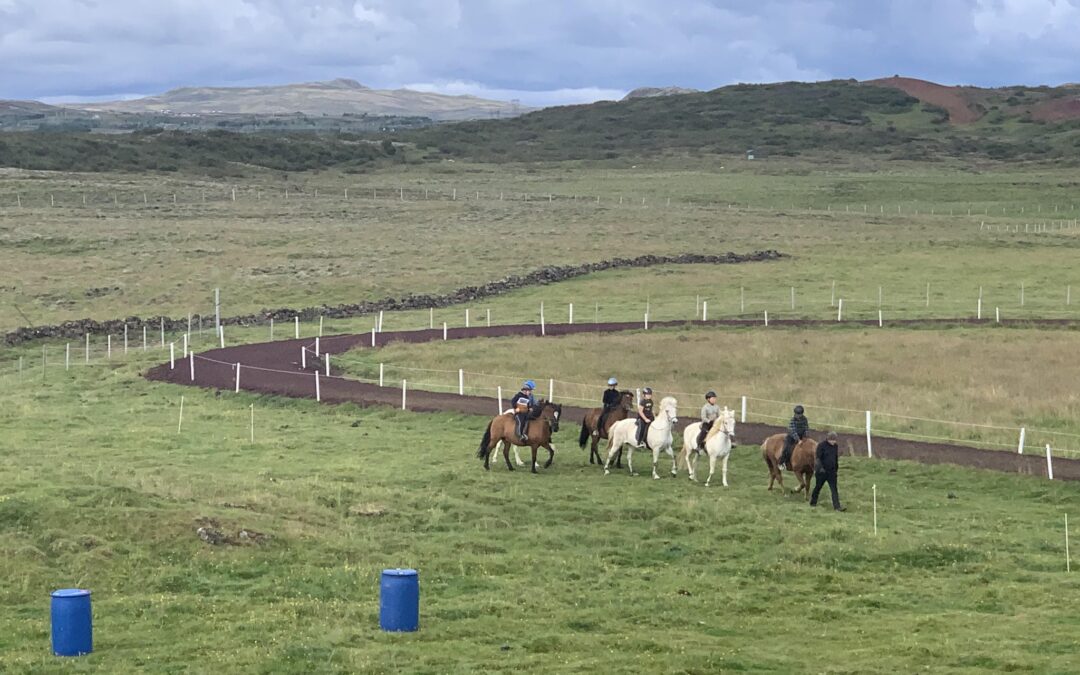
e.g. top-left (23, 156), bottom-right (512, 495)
top-left (680, 406), bottom-right (737, 487)
top-left (603, 396), bottom-right (679, 479)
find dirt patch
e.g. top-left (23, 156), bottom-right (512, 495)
top-left (1030, 96), bottom-right (1080, 122)
top-left (868, 77), bottom-right (982, 124)
top-left (348, 503), bottom-right (388, 518)
top-left (195, 517), bottom-right (271, 546)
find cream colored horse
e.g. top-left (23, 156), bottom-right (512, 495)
top-left (603, 396), bottom-right (679, 479)
top-left (680, 407), bottom-right (737, 487)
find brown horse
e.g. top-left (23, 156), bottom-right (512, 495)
top-left (578, 390), bottom-right (635, 465)
top-left (477, 400), bottom-right (562, 473)
top-left (761, 433), bottom-right (816, 499)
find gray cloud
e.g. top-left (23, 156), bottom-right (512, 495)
top-left (3, 0), bottom-right (1080, 106)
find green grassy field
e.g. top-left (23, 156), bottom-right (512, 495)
top-left (2, 345), bottom-right (1080, 673)
top-left (3, 157), bottom-right (1080, 672)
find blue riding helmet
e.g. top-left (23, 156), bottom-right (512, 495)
top-left (607, 377), bottom-right (618, 386)
top-left (523, 380), bottom-right (536, 390)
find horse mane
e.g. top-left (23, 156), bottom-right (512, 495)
top-left (659, 396), bottom-right (677, 409)
top-left (528, 398), bottom-right (548, 419)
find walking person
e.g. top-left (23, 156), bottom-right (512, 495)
top-left (810, 431), bottom-right (845, 511)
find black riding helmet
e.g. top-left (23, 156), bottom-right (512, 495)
top-left (794, 405), bottom-right (805, 415)
top-left (705, 391), bottom-right (717, 400)
top-left (642, 387), bottom-right (653, 395)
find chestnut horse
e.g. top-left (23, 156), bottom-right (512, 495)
top-left (761, 433), bottom-right (816, 499)
top-left (578, 390), bottom-right (635, 465)
top-left (477, 400), bottom-right (562, 473)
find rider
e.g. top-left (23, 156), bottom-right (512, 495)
top-left (778, 404), bottom-right (809, 470)
top-left (596, 377), bottom-right (621, 435)
top-left (636, 387), bottom-right (655, 446)
top-left (510, 380), bottom-right (537, 442)
top-left (696, 391), bottom-right (721, 449)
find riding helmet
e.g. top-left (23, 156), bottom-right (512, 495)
top-left (642, 387), bottom-right (653, 395)
top-left (608, 377), bottom-right (618, 386)
top-left (794, 404), bottom-right (805, 415)
top-left (705, 390), bottom-right (717, 400)
top-left (523, 380), bottom-right (536, 390)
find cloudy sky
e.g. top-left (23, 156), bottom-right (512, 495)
top-left (2, 0), bottom-right (1079, 106)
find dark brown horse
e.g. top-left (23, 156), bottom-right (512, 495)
top-left (761, 433), bottom-right (816, 499)
top-left (578, 390), bottom-right (635, 465)
top-left (477, 400), bottom-right (562, 473)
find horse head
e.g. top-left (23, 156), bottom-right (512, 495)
top-left (719, 407), bottom-right (737, 442)
top-left (540, 401), bottom-right (561, 432)
top-left (659, 396), bottom-right (679, 425)
top-left (619, 390), bottom-right (635, 411)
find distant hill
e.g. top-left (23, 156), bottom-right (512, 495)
top-left (623, 86), bottom-right (701, 100)
top-left (73, 79), bottom-right (531, 121)
top-left (403, 79), bottom-right (1080, 163)
top-left (0, 100), bottom-right (65, 114)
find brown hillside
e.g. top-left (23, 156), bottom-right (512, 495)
top-left (867, 76), bottom-right (981, 124)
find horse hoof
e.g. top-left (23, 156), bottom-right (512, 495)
top-left (653, 475), bottom-right (660, 480)
top-left (604, 470), bottom-right (610, 476)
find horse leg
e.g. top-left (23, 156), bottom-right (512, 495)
top-left (652, 444), bottom-right (661, 480)
top-left (503, 440), bottom-right (514, 471)
top-left (543, 443), bottom-right (555, 469)
top-left (669, 446), bottom-right (678, 477)
top-left (513, 445), bottom-right (526, 467)
top-left (722, 453), bottom-right (730, 488)
top-left (530, 444), bottom-right (539, 474)
top-left (689, 450), bottom-right (698, 481)
top-left (589, 436), bottom-right (599, 465)
top-left (627, 446), bottom-right (635, 476)
top-left (615, 447), bottom-right (623, 469)
top-left (705, 452), bottom-right (717, 487)
top-left (603, 442), bottom-right (620, 476)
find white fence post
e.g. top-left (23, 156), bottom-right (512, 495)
top-left (996, 307), bottom-right (1000, 323)
top-left (497, 385), bottom-right (503, 412)
top-left (977, 297), bottom-right (982, 320)
top-left (124, 324), bottom-right (129, 354)
top-left (107, 335), bottom-right (112, 360)
top-left (837, 299), bottom-right (843, 322)
top-left (741, 396), bottom-right (747, 423)
top-left (371, 327), bottom-right (376, 347)
top-left (459, 369), bottom-right (464, 396)
top-left (569, 303), bottom-right (573, 325)
top-left (1047, 444), bottom-right (1054, 480)
top-left (325, 354), bottom-right (331, 376)
top-left (791, 287), bottom-right (795, 311)
top-left (295, 316), bottom-right (300, 339)
top-left (301, 347), bottom-right (307, 369)
top-left (865, 411), bottom-right (873, 457)
top-left (764, 310), bottom-right (768, 327)
top-left (540, 302), bottom-right (545, 335)
top-left (430, 308), bottom-right (434, 330)
top-left (183, 333), bottom-right (188, 358)
top-left (178, 396), bottom-right (184, 434)
top-left (465, 308), bottom-right (470, 328)
top-left (878, 310), bottom-right (883, 328)
top-left (85, 333), bottom-right (90, 363)
top-left (270, 317), bottom-right (274, 340)
top-left (315, 337), bottom-right (320, 357)
top-left (1018, 427), bottom-right (1026, 454)
top-left (549, 378), bottom-right (555, 402)
top-left (315, 371), bottom-right (321, 402)
top-left (65, 343), bottom-right (70, 371)
top-left (487, 308), bottom-right (491, 327)
top-left (402, 379), bottom-right (407, 410)
top-left (142, 326), bottom-right (147, 351)
top-left (235, 363), bottom-right (241, 393)
top-left (378, 310), bottom-right (384, 332)
top-left (189, 354), bottom-right (195, 382)
top-left (702, 301), bottom-right (708, 322)
top-left (319, 316), bottom-right (324, 337)
top-left (443, 322), bottom-right (448, 341)
top-left (161, 318), bottom-right (165, 348)
top-left (379, 363), bottom-right (384, 387)
top-left (170, 343), bottom-right (175, 369)
top-left (218, 325), bottom-right (225, 349)
top-left (644, 313), bottom-right (649, 330)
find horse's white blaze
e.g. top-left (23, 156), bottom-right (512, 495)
top-left (682, 407), bottom-right (737, 487)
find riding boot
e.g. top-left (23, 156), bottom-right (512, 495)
top-left (635, 419), bottom-right (646, 445)
top-left (596, 410), bottom-right (608, 437)
top-left (696, 421), bottom-right (711, 450)
top-left (779, 435), bottom-right (795, 469)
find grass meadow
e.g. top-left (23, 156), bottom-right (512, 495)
top-left (2, 158), bottom-right (1080, 672)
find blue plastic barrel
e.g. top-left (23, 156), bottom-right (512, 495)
top-left (379, 569), bottom-right (419, 632)
top-left (51, 589), bottom-right (93, 657)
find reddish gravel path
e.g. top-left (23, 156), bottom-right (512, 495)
top-left (145, 318), bottom-right (1080, 481)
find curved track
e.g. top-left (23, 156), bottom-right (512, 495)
top-left (145, 318), bottom-right (1080, 481)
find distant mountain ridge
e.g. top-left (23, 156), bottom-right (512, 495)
top-left (71, 78), bottom-right (531, 121)
top-left (622, 86), bottom-right (701, 100)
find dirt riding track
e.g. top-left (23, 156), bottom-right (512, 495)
top-left (146, 318), bottom-right (1080, 481)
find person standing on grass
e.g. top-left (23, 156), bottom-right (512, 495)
top-left (810, 431), bottom-right (846, 511)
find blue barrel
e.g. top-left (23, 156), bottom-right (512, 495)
top-left (51, 589), bottom-right (92, 657)
top-left (379, 569), bottom-right (419, 632)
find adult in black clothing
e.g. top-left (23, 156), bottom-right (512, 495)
top-left (596, 377), bottom-right (621, 432)
top-left (810, 431), bottom-right (845, 511)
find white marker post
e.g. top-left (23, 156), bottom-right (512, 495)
top-left (178, 396), bottom-right (184, 434)
top-left (182, 333), bottom-right (188, 358)
top-left (85, 333), bottom-right (90, 363)
top-left (497, 386), bottom-right (503, 412)
top-left (319, 316), bottom-right (324, 337)
top-left (295, 316), bottom-right (300, 339)
top-left (124, 324), bottom-right (129, 354)
top-left (487, 308), bottom-right (491, 327)
top-left (996, 307), bottom-right (1000, 323)
top-left (189, 354), bottom-right (195, 382)
top-left (865, 411), bottom-right (873, 457)
top-left (549, 378), bottom-right (555, 402)
top-left (465, 308), bottom-right (470, 329)
top-left (402, 380), bottom-right (407, 410)
top-left (569, 303), bottom-right (573, 325)
top-left (301, 347), bottom-right (307, 369)
top-left (325, 354), bottom-right (330, 376)
top-left (459, 369), bottom-right (464, 396)
top-left (315, 337), bottom-right (320, 357)
top-left (143, 326), bottom-right (147, 351)
top-left (430, 308), bottom-right (434, 329)
top-left (218, 325), bottom-right (225, 349)
top-left (977, 297), bottom-right (982, 320)
top-left (315, 371), bottom-right (321, 402)
top-left (170, 343), bottom-right (175, 369)
top-left (741, 396), bottom-right (747, 424)
top-left (443, 322), bottom-right (448, 341)
top-left (540, 302), bottom-right (545, 336)
top-left (1067, 514), bottom-right (1072, 573)
top-left (1018, 427), bottom-right (1026, 454)
top-left (378, 310), bottom-right (384, 332)
top-left (234, 363), bottom-right (241, 393)
top-left (65, 343), bottom-right (70, 371)
top-left (379, 363), bottom-right (384, 387)
top-left (1047, 444), bottom-right (1054, 480)
top-left (791, 287), bottom-right (795, 311)
top-left (270, 318), bottom-right (275, 340)
top-left (878, 310), bottom-right (883, 328)
top-left (644, 313), bottom-right (649, 330)
top-left (764, 310), bottom-right (769, 327)
top-left (837, 299), bottom-right (844, 322)
top-left (702, 301), bottom-right (708, 322)
top-left (872, 484), bottom-right (878, 536)
top-left (371, 327), bottom-right (376, 347)
top-left (250, 404), bottom-right (255, 444)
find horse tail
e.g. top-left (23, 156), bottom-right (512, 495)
top-left (578, 417), bottom-right (591, 449)
top-left (477, 421), bottom-right (493, 459)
